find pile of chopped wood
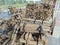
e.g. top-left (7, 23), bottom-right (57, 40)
top-left (0, 0), bottom-right (56, 45)
top-left (8, 6), bottom-right (16, 14)
top-left (25, 0), bottom-right (56, 20)
top-left (25, 3), bottom-right (39, 19)
top-left (38, 3), bottom-right (53, 20)
top-left (8, 6), bottom-right (22, 15)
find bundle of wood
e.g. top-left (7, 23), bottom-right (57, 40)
top-left (38, 0), bottom-right (56, 20)
top-left (25, 3), bottom-right (39, 19)
top-left (8, 6), bottom-right (16, 14)
top-left (25, 3), bottom-right (54, 20)
top-left (25, 0), bottom-right (55, 20)
top-left (8, 6), bottom-right (23, 15)
top-left (38, 3), bottom-right (53, 20)
top-left (9, 15), bottom-right (21, 26)
top-left (19, 22), bottom-right (49, 45)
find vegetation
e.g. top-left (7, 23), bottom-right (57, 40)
top-left (0, 0), bottom-right (27, 8)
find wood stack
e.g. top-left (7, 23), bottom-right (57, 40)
top-left (38, 3), bottom-right (53, 20)
top-left (19, 0), bottom-right (56, 45)
top-left (25, 3), bottom-right (39, 19)
top-left (18, 22), bottom-right (50, 45)
top-left (8, 6), bottom-right (16, 14)
top-left (25, 0), bottom-right (56, 20)
top-left (1, 0), bottom-right (56, 45)
top-left (8, 6), bottom-right (23, 16)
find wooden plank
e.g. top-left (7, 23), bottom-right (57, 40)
top-left (22, 18), bottom-right (42, 22)
top-left (20, 39), bottom-right (26, 43)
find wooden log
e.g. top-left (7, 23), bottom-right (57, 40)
top-left (23, 23), bottom-right (39, 33)
top-left (20, 38), bottom-right (26, 43)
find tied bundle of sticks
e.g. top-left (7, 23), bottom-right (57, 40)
top-left (25, 3), bottom-right (39, 19)
top-left (8, 6), bottom-right (16, 14)
top-left (39, 0), bottom-right (56, 20)
top-left (25, 3), bottom-right (54, 20)
top-left (8, 6), bottom-right (22, 15)
top-left (38, 3), bottom-right (53, 20)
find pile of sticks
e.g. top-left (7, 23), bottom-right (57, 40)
top-left (25, 1), bottom-right (55, 20)
top-left (8, 6), bottom-right (22, 15)
top-left (25, 4), bottom-right (39, 19)
top-left (0, 0), bottom-right (56, 45)
top-left (39, 3), bottom-right (53, 20)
